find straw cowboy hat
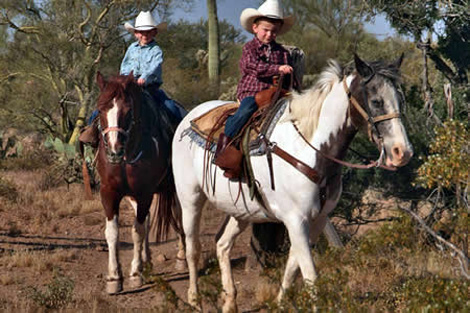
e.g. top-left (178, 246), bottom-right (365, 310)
top-left (124, 11), bottom-right (167, 33)
top-left (240, 0), bottom-right (295, 36)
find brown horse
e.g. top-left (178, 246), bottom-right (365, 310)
top-left (94, 72), bottom-right (184, 294)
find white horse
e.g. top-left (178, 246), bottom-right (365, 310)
top-left (172, 55), bottom-right (413, 311)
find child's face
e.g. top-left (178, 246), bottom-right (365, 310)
top-left (252, 20), bottom-right (281, 44)
top-left (134, 29), bottom-right (157, 46)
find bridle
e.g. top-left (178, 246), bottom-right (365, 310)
top-left (343, 78), bottom-right (401, 144)
top-left (99, 101), bottom-right (137, 163)
top-left (260, 73), bottom-right (401, 189)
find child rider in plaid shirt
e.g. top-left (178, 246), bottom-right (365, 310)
top-left (214, 0), bottom-right (296, 169)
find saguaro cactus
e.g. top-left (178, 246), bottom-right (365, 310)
top-left (207, 0), bottom-right (220, 92)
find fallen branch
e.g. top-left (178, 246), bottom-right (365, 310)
top-left (399, 204), bottom-right (470, 280)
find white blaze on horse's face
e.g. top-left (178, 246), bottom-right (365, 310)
top-left (106, 98), bottom-right (120, 153)
top-left (371, 79), bottom-right (413, 167)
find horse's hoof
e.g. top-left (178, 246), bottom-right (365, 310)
top-left (222, 301), bottom-right (238, 313)
top-left (175, 258), bottom-right (187, 271)
top-left (188, 292), bottom-right (200, 309)
top-left (106, 280), bottom-right (123, 294)
top-left (129, 275), bottom-right (143, 289)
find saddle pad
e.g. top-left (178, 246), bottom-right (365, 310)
top-left (190, 102), bottom-right (239, 144)
top-left (186, 99), bottom-right (288, 155)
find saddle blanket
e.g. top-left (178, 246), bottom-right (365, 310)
top-left (183, 100), bottom-right (288, 156)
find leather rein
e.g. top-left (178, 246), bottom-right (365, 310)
top-left (260, 77), bottom-right (400, 187)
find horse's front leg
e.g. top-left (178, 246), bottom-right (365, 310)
top-left (127, 196), bottom-right (152, 265)
top-left (129, 195), bottom-right (153, 288)
top-left (277, 179), bottom-right (342, 303)
top-left (283, 216), bottom-right (317, 288)
top-left (102, 190), bottom-right (123, 294)
top-left (277, 246), bottom-right (300, 303)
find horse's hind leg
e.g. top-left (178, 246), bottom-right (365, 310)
top-left (173, 197), bottom-right (187, 271)
top-left (180, 194), bottom-right (206, 308)
top-left (175, 232), bottom-right (186, 271)
top-left (216, 216), bottom-right (249, 313)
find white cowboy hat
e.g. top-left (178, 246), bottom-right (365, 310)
top-left (240, 0), bottom-right (295, 36)
top-left (124, 11), bottom-right (167, 33)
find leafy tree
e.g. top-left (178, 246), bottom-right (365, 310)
top-left (0, 0), bottom-right (190, 143)
top-left (283, 0), bottom-right (366, 73)
top-left (364, 0), bottom-right (470, 87)
top-left (415, 120), bottom-right (469, 205)
top-left (157, 19), bottom-right (244, 105)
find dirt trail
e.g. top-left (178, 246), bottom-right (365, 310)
top-left (0, 171), bottom-right (262, 311)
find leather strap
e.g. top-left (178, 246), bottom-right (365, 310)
top-left (270, 144), bottom-right (322, 184)
top-left (343, 79), bottom-right (401, 141)
top-left (291, 122), bottom-right (398, 171)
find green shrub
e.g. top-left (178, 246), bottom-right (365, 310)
top-left (0, 150), bottom-right (54, 171)
top-left (23, 271), bottom-right (74, 309)
top-left (355, 213), bottom-right (418, 255)
top-left (393, 276), bottom-right (470, 311)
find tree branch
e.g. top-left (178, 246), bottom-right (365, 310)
top-left (1, 11), bottom-right (39, 34)
top-left (399, 204), bottom-right (470, 280)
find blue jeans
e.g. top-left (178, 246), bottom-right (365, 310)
top-left (88, 110), bottom-right (99, 125)
top-left (225, 96), bottom-right (257, 138)
top-left (152, 89), bottom-right (182, 121)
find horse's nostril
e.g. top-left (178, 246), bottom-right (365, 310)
top-left (392, 145), bottom-right (403, 160)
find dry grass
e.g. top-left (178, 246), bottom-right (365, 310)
top-left (1, 249), bottom-right (78, 272)
top-left (254, 278), bottom-right (277, 304)
top-left (1, 167), bottom-right (468, 311)
top-left (0, 170), bottom-right (102, 235)
top-left (0, 274), bottom-right (19, 286)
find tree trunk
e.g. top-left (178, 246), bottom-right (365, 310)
top-left (207, 0), bottom-right (220, 93)
top-left (68, 86), bottom-right (90, 144)
top-left (417, 35), bottom-right (441, 124)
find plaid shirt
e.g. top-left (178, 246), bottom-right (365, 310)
top-left (236, 37), bottom-right (292, 101)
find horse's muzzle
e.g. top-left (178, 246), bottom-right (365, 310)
top-left (107, 149), bottom-right (125, 164)
top-left (387, 143), bottom-right (413, 167)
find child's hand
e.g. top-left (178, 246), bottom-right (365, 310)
top-left (279, 65), bottom-right (293, 75)
top-left (137, 78), bottom-right (146, 86)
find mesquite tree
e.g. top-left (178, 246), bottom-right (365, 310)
top-left (0, 0), bottom-right (185, 143)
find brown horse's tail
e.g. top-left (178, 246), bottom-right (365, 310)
top-left (150, 171), bottom-right (183, 243)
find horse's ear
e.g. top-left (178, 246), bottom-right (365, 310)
top-left (127, 71), bottom-right (134, 83)
top-left (391, 53), bottom-right (404, 69)
top-left (96, 71), bottom-right (106, 90)
top-left (354, 54), bottom-right (374, 79)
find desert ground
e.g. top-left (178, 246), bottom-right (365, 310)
top-left (1, 168), bottom-right (468, 312)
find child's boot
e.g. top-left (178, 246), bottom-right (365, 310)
top-left (79, 120), bottom-right (99, 148)
top-left (214, 133), bottom-right (242, 178)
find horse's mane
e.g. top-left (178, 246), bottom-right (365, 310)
top-left (97, 75), bottom-right (135, 110)
top-left (369, 60), bottom-right (402, 85)
top-left (286, 60), bottom-right (343, 139)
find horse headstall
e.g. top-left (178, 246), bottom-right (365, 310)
top-left (342, 78), bottom-right (401, 146)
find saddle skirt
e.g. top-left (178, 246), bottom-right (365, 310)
top-left (186, 98), bottom-right (289, 156)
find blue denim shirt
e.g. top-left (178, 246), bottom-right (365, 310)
top-left (120, 40), bottom-right (163, 86)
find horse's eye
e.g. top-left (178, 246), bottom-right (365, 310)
top-left (371, 99), bottom-right (382, 106)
